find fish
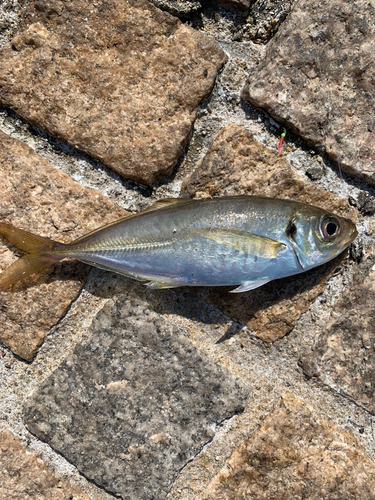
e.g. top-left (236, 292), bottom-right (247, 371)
top-left (0, 196), bottom-right (357, 293)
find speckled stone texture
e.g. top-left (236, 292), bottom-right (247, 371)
top-left (246, 0), bottom-right (295, 43)
top-left (0, 131), bottom-right (126, 361)
top-left (242, 0), bottom-right (375, 183)
top-left (0, 0), bottom-right (227, 185)
top-left (151, 0), bottom-right (251, 12)
top-left (24, 293), bottom-right (250, 500)
top-left (215, 0), bottom-right (251, 10)
top-left (0, 429), bottom-right (90, 500)
top-left (299, 244), bottom-right (375, 415)
top-left (148, 0), bottom-right (202, 18)
top-left (181, 124), bottom-right (357, 341)
top-left (201, 393), bottom-right (375, 500)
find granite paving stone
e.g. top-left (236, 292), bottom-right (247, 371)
top-left (0, 130), bottom-right (126, 361)
top-left (0, 0), bottom-right (227, 185)
top-left (299, 243), bottom-right (375, 415)
top-left (24, 293), bottom-right (250, 500)
top-left (242, 0), bottom-right (375, 183)
top-left (180, 124), bottom-right (357, 341)
top-left (0, 429), bottom-right (90, 500)
top-left (201, 393), bottom-right (375, 500)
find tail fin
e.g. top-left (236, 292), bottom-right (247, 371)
top-left (0, 223), bottom-right (66, 290)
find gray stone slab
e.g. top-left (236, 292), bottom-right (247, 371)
top-left (242, 0), bottom-right (375, 183)
top-left (24, 293), bottom-right (250, 500)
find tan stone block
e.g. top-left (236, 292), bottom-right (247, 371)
top-left (0, 131), bottom-right (126, 360)
top-left (0, 429), bottom-right (90, 500)
top-left (242, 0), bottom-right (375, 183)
top-left (202, 393), bottom-right (375, 500)
top-left (0, 0), bottom-right (227, 185)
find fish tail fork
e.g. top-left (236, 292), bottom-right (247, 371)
top-left (0, 223), bottom-right (66, 290)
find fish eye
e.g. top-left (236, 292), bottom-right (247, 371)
top-left (321, 217), bottom-right (340, 240)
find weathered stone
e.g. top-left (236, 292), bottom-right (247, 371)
top-left (299, 244), bottom-right (375, 414)
top-left (0, 0), bottom-right (227, 186)
top-left (202, 393), bottom-right (375, 500)
top-left (150, 0), bottom-right (251, 15)
top-left (215, 0), bottom-right (251, 11)
top-left (356, 192), bottom-right (375, 216)
top-left (24, 293), bottom-right (250, 500)
top-left (0, 429), bottom-right (90, 500)
top-left (0, 131), bottom-right (126, 361)
top-left (181, 124), bottom-right (357, 341)
top-left (0, 0), bottom-right (21, 50)
top-left (306, 163), bottom-right (325, 181)
top-left (242, 0), bottom-right (375, 183)
top-left (148, 0), bottom-right (202, 18)
top-left (244, 0), bottom-right (295, 43)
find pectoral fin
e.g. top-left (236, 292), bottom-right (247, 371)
top-left (193, 228), bottom-right (286, 259)
top-left (230, 278), bottom-right (272, 293)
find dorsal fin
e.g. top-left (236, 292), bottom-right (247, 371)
top-left (140, 198), bottom-right (190, 214)
top-left (66, 199), bottom-right (191, 246)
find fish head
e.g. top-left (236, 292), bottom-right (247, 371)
top-left (286, 207), bottom-right (357, 271)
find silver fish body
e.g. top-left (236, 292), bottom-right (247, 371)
top-left (54, 196), bottom-right (357, 292)
top-left (0, 196), bottom-right (357, 292)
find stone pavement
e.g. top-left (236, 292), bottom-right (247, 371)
top-left (0, 1), bottom-right (375, 499)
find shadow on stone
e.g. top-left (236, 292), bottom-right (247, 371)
top-left (24, 293), bottom-right (250, 500)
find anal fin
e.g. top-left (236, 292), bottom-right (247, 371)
top-left (145, 279), bottom-right (186, 289)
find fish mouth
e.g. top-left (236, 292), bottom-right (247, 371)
top-left (340, 218), bottom-right (358, 249)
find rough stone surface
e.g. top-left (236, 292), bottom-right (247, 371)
top-left (245, 0), bottom-right (295, 43)
top-left (215, 0), bottom-right (251, 11)
top-left (149, 0), bottom-right (252, 17)
top-left (0, 0), bottom-right (227, 186)
top-left (0, 0), bottom-right (374, 497)
top-left (181, 124), bottom-right (357, 341)
top-left (202, 393), bottom-right (375, 500)
top-left (24, 293), bottom-right (250, 500)
top-left (0, 429), bottom-right (90, 500)
top-left (0, 131), bottom-right (126, 361)
top-left (299, 243), bottom-right (375, 415)
top-left (353, 192), bottom-right (375, 216)
top-left (148, 0), bottom-right (202, 18)
top-left (242, 0), bottom-right (375, 183)
top-left (0, 0), bottom-right (21, 50)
